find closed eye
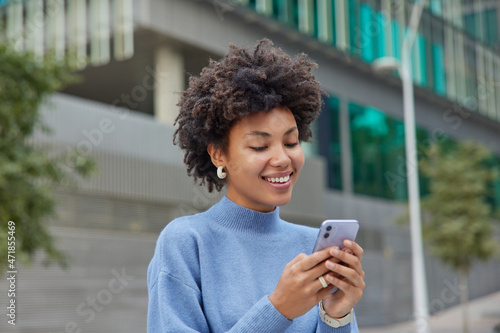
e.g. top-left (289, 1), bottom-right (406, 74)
top-left (250, 147), bottom-right (267, 151)
top-left (285, 142), bottom-right (299, 148)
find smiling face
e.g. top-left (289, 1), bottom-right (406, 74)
top-left (208, 106), bottom-right (305, 212)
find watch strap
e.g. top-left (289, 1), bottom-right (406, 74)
top-left (318, 300), bottom-right (353, 328)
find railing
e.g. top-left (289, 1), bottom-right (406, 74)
top-left (0, 0), bottom-right (134, 68)
top-left (227, 0), bottom-right (500, 123)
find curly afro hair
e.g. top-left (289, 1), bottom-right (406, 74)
top-left (173, 39), bottom-right (325, 192)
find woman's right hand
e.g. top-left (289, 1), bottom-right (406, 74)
top-left (268, 247), bottom-right (338, 320)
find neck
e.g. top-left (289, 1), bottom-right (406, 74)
top-left (226, 189), bottom-right (276, 213)
top-left (206, 196), bottom-right (281, 234)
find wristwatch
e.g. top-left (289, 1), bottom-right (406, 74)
top-left (318, 300), bottom-right (353, 328)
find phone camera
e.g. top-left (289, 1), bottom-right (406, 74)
top-left (324, 233), bottom-right (329, 238)
top-left (326, 226), bottom-right (332, 231)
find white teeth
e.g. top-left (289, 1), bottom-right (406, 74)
top-left (265, 175), bottom-right (290, 183)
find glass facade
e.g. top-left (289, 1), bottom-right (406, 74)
top-left (229, 0), bottom-right (500, 210)
top-left (231, 0), bottom-right (500, 122)
top-left (317, 96), bottom-right (342, 191)
top-left (0, 0), bottom-right (134, 65)
top-left (316, 98), bottom-right (500, 210)
top-left (464, 6), bottom-right (499, 48)
top-left (348, 102), bottom-right (430, 201)
top-left (349, 103), bottom-right (406, 200)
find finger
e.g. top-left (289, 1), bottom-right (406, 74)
top-left (325, 260), bottom-right (364, 289)
top-left (343, 240), bottom-right (364, 260)
top-left (285, 253), bottom-right (308, 269)
top-left (325, 272), bottom-right (364, 300)
top-left (297, 247), bottom-right (338, 271)
top-left (317, 281), bottom-right (337, 298)
top-left (329, 247), bottom-right (364, 277)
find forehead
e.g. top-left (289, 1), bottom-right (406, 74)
top-left (232, 106), bottom-right (297, 135)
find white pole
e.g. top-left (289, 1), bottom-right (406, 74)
top-left (401, 1), bottom-right (429, 332)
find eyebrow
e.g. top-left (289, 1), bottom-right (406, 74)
top-left (245, 126), bottom-right (298, 138)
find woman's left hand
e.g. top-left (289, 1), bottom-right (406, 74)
top-left (320, 240), bottom-right (365, 318)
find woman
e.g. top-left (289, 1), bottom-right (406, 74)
top-left (147, 39), bottom-right (365, 332)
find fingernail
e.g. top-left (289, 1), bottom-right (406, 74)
top-left (332, 248), bottom-right (340, 255)
top-left (346, 249), bottom-right (353, 254)
top-left (345, 240), bottom-right (352, 246)
top-left (326, 261), bottom-right (335, 270)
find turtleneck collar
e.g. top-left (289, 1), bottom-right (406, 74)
top-left (205, 196), bottom-right (282, 234)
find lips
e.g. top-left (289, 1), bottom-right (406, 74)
top-left (265, 175), bottom-right (290, 183)
top-left (262, 172), bottom-right (293, 184)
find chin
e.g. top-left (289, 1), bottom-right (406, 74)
top-left (271, 194), bottom-right (293, 207)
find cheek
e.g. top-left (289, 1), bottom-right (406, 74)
top-left (226, 153), bottom-right (266, 178)
top-left (293, 149), bottom-right (305, 173)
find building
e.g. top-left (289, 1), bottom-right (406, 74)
top-left (0, 0), bottom-right (500, 331)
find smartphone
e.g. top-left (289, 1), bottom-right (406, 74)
top-left (313, 220), bottom-right (359, 293)
top-left (313, 219), bottom-right (359, 253)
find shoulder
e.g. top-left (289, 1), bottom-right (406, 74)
top-left (152, 212), bottom-right (212, 267)
top-left (148, 213), bottom-right (209, 292)
top-left (161, 214), bottom-right (203, 238)
top-left (148, 212), bottom-right (210, 284)
top-left (156, 213), bottom-right (208, 252)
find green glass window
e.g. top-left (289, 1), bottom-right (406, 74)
top-left (429, 0), bottom-right (442, 16)
top-left (375, 9), bottom-right (387, 59)
top-left (359, 2), bottom-right (375, 62)
top-left (298, 0), bottom-right (316, 37)
top-left (464, 13), bottom-right (475, 38)
top-left (349, 103), bottom-right (407, 200)
top-left (391, 20), bottom-right (401, 60)
top-left (485, 9), bottom-right (498, 47)
top-left (318, 96), bottom-right (342, 190)
top-left (432, 43), bottom-right (446, 95)
top-left (417, 34), bottom-right (427, 86)
top-left (431, 17), bottom-right (446, 96)
top-left (348, 0), bottom-right (359, 57)
top-left (271, 0), bottom-right (299, 29)
top-left (411, 33), bottom-right (428, 87)
top-left (330, 0), bottom-right (337, 46)
top-left (486, 156), bottom-right (500, 213)
top-left (463, 37), bottom-right (477, 101)
top-left (349, 102), bottom-right (430, 201)
top-left (493, 158), bottom-right (500, 212)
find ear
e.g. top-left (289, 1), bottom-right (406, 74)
top-left (207, 143), bottom-right (226, 168)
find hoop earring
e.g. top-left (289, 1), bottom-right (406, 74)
top-left (217, 166), bottom-right (227, 179)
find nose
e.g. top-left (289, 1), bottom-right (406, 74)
top-left (270, 146), bottom-right (291, 168)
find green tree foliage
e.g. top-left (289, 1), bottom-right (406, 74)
top-left (418, 141), bottom-right (499, 333)
top-left (0, 44), bottom-right (95, 274)
top-left (419, 141), bottom-right (499, 272)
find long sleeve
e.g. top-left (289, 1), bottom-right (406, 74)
top-left (147, 197), bottom-right (360, 332)
top-left (148, 262), bottom-right (354, 333)
top-left (147, 222), bottom-right (292, 332)
top-left (149, 272), bottom-right (292, 333)
top-left (148, 270), bottom-right (210, 332)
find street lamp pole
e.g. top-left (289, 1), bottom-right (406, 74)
top-left (401, 1), bottom-right (429, 332)
top-left (373, 1), bottom-right (430, 332)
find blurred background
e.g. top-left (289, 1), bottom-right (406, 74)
top-left (0, 0), bottom-right (500, 332)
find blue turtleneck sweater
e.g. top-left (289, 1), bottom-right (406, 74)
top-left (147, 196), bottom-right (359, 332)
